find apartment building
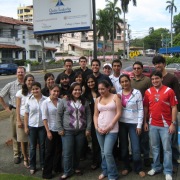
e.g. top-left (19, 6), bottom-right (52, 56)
top-left (17, 5), bottom-right (33, 23)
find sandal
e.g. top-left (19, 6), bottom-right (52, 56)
top-left (59, 174), bottom-right (68, 180)
top-left (75, 170), bottom-right (83, 176)
top-left (98, 173), bottom-right (106, 180)
top-left (91, 164), bottom-right (99, 170)
top-left (139, 171), bottom-right (146, 177)
top-left (24, 159), bottom-right (30, 168)
top-left (121, 169), bottom-right (130, 176)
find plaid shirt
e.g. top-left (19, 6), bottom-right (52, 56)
top-left (0, 79), bottom-right (23, 107)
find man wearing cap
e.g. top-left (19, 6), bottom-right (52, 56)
top-left (103, 63), bottom-right (112, 76)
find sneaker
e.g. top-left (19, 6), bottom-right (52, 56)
top-left (14, 157), bottom-right (21, 164)
top-left (30, 169), bottom-right (35, 174)
top-left (147, 169), bottom-right (156, 176)
top-left (165, 174), bottom-right (172, 180)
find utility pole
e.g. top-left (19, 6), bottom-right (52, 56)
top-left (127, 24), bottom-right (130, 59)
top-left (123, 13), bottom-right (126, 59)
top-left (92, 0), bottom-right (97, 59)
top-left (41, 36), bottom-right (46, 72)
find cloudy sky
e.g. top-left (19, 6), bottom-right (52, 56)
top-left (0, 0), bottom-right (179, 38)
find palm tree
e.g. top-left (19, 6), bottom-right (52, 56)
top-left (166, 0), bottom-right (177, 47)
top-left (105, 0), bottom-right (123, 60)
top-left (120, 0), bottom-right (137, 59)
top-left (96, 9), bottom-right (111, 60)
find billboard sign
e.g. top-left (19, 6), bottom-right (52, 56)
top-left (33, 0), bottom-right (92, 35)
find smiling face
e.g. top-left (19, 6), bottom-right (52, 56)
top-left (103, 66), bottom-right (112, 76)
top-left (133, 64), bottom-right (143, 77)
top-left (79, 58), bottom-right (87, 69)
top-left (64, 62), bottom-right (73, 73)
top-left (91, 61), bottom-right (100, 73)
top-left (50, 86), bottom-right (60, 99)
top-left (31, 85), bottom-right (41, 97)
top-left (151, 75), bottom-right (163, 88)
top-left (98, 83), bottom-right (110, 97)
top-left (154, 62), bottom-right (166, 72)
top-left (72, 85), bottom-right (82, 100)
top-left (26, 77), bottom-right (34, 89)
top-left (112, 62), bottom-right (121, 74)
top-left (16, 67), bottom-right (25, 81)
top-left (75, 74), bottom-right (83, 84)
top-left (120, 76), bottom-right (131, 90)
top-left (46, 75), bottom-right (55, 89)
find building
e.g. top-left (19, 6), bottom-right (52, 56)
top-left (17, 5), bottom-right (33, 23)
top-left (0, 15), bottom-right (59, 63)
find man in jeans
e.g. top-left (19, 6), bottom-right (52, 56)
top-left (0, 66), bottom-right (26, 164)
top-left (144, 71), bottom-right (178, 180)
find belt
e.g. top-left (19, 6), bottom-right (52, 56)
top-left (9, 105), bottom-right (16, 110)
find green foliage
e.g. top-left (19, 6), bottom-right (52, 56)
top-left (14, 59), bottom-right (25, 66)
top-left (173, 13), bottom-right (180, 35)
top-left (24, 60), bottom-right (40, 66)
top-left (166, 56), bottom-right (180, 65)
top-left (173, 33), bottom-right (180, 46)
top-left (55, 60), bottom-right (64, 66)
top-left (0, 174), bottom-right (40, 180)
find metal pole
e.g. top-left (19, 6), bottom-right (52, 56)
top-left (41, 36), bottom-right (46, 72)
top-left (92, 0), bottom-right (97, 59)
top-left (123, 12), bottom-right (126, 59)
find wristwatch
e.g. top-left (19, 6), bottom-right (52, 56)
top-left (171, 121), bottom-right (176, 125)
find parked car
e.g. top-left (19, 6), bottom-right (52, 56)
top-left (166, 63), bottom-right (180, 84)
top-left (121, 65), bottom-right (156, 78)
top-left (0, 63), bottom-right (18, 75)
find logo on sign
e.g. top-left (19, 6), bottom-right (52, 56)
top-left (56, 0), bottom-right (64, 6)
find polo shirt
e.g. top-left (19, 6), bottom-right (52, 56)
top-left (144, 85), bottom-right (178, 127)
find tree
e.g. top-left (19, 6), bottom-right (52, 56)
top-left (96, 9), bottom-right (111, 60)
top-left (149, 27), bottom-right (154, 35)
top-left (166, 0), bottom-right (177, 47)
top-left (173, 33), bottom-right (180, 46)
top-left (173, 13), bottom-right (180, 35)
top-left (120, 0), bottom-right (137, 58)
top-left (105, 0), bottom-right (123, 59)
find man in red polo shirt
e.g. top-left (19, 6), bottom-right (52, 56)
top-left (144, 71), bottom-right (178, 180)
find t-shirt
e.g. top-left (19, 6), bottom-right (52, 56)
top-left (144, 85), bottom-right (178, 127)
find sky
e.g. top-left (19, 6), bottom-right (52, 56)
top-left (0, 0), bottom-right (179, 39)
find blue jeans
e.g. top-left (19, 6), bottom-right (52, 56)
top-left (61, 130), bottom-right (85, 176)
top-left (149, 125), bottom-right (172, 175)
top-left (29, 126), bottom-right (46, 170)
top-left (96, 131), bottom-right (119, 180)
top-left (119, 122), bottom-right (142, 173)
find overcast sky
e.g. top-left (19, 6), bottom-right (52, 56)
top-left (0, 0), bottom-right (179, 38)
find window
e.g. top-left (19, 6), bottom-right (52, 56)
top-left (143, 67), bottom-right (150, 73)
top-left (30, 50), bottom-right (36, 59)
top-left (11, 29), bottom-right (18, 38)
top-left (15, 51), bottom-right (19, 59)
top-left (24, 9), bottom-right (30, 13)
top-left (23, 40), bottom-right (26, 44)
top-left (2, 49), bottom-right (13, 58)
top-left (46, 51), bottom-right (52, 59)
top-left (117, 36), bottom-right (121, 40)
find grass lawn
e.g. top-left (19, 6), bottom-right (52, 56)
top-left (0, 174), bottom-right (41, 180)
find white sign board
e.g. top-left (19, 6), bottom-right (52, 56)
top-left (33, 0), bottom-right (92, 35)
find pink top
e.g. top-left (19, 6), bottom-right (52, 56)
top-left (122, 93), bottom-right (131, 107)
top-left (97, 96), bottom-right (119, 133)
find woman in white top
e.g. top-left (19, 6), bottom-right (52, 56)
top-left (24, 82), bottom-right (47, 175)
top-left (42, 84), bottom-right (62, 179)
top-left (16, 74), bottom-right (34, 168)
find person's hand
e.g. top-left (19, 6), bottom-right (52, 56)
top-left (24, 127), bottom-right (29, 135)
top-left (97, 127), bottom-right (106, 135)
top-left (17, 120), bottom-right (23, 128)
top-left (169, 124), bottom-right (176, 134)
top-left (5, 106), bottom-right (11, 113)
top-left (117, 94), bottom-right (121, 99)
top-left (47, 131), bottom-right (53, 140)
top-left (104, 124), bottom-right (113, 134)
top-left (86, 130), bottom-right (91, 137)
top-left (58, 130), bottom-right (65, 136)
top-left (144, 122), bottom-right (149, 132)
top-left (136, 128), bottom-right (142, 135)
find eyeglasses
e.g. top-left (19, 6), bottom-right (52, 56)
top-left (133, 67), bottom-right (141, 70)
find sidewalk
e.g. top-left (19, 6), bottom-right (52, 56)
top-left (0, 114), bottom-right (179, 180)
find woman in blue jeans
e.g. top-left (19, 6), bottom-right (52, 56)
top-left (94, 80), bottom-right (121, 180)
top-left (118, 74), bottom-right (145, 177)
top-left (24, 82), bottom-right (47, 175)
top-left (57, 82), bottom-right (91, 180)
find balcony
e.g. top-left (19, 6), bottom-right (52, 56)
top-left (0, 37), bottom-right (15, 44)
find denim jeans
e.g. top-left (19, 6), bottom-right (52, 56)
top-left (61, 130), bottom-right (85, 176)
top-left (96, 131), bottom-right (119, 180)
top-left (119, 122), bottom-right (143, 173)
top-left (29, 126), bottom-right (46, 170)
top-left (149, 125), bottom-right (172, 175)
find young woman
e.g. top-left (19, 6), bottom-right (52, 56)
top-left (24, 82), bottom-right (47, 175)
top-left (41, 73), bottom-right (55, 97)
top-left (83, 74), bottom-right (101, 170)
top-left (73, 71), bottom-right (85, 94)
top-left (118, 74), bottom-right (145, 177)
top-left (42, 84), bottom-right (62, 179)
top-left (94, 80), bottom-right (121, 180)
top-left (57, 82), bottom-right (91, 180)
top-left (16, 74), bottom-right (34, 168)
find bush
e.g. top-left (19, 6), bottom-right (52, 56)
top-left (166, 57), bottom-right (180, 65)
top-left (14, 59), bottom-right (26, 66)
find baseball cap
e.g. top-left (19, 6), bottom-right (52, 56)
top-left (103, 63), bottom-right (112, 69)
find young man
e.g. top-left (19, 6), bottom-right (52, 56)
top-left (131, 61), bottom-right (151, 166)
top-left (55, 59), bottom-right (75, 85)
top-left (152, 55), bottom-right (180, 172)
top-left (109, 59), bottom-right (122, 93)
top-left (103, 63), bottom-right (112, 76)
top-left (0, 66), bottom-right (26, 164)
top-left (59, 74), bottom-right (70, 99)
top-left (74, 56), bottom-right (92, 80)
top-left (144, 71), bottom-right (178, 180)
top-left (91, 59), bottom-right (113, 86)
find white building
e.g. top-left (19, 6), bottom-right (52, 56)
top-left (0, 15), bottom-right (59, 63)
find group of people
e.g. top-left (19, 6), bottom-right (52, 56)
top-left (0, 55), bottom-right (179, 180)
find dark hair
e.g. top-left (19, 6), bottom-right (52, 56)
top-left (98, 80), bottom-right (111, 89)
top-left (91, 59), bottom-right (101, 66)
top-left (68, 82), bottom-right (85, 105)
top-left (64, 58), bottom-right (73, 65)
top-left (150, 70), bottom-right (163, 78)
top-left (49, 84), bottom-right (60, 91)
top-left (84, 74), bottom-right (98, 94)
top-left (133, 61), bottom-right (143, 68)
top-left (22, 74), bottom-right (34, 96)
top-left (79, 56), bottom-right (87, 62)
top-left (152, 55), bottom-right (166, 65)
top-left (74, 71), bottom-right (84, 85)
top-left (44, 73), bottom-right (54, 81)
top-left (31, 82), bottom-right (41, 89)
top-left (119, 74), bottom-right (131, 82)
top-left (112, 59), bottom-right (122, 67)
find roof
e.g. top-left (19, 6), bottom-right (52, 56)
top-left (69, 44), bottom-right (90, 50)
top-left (0, 15), bottom-right (33, 26)
top-left (0, 44), bottom-right (24, 49)
top-left (44, 47), bottom-right (57, 52)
